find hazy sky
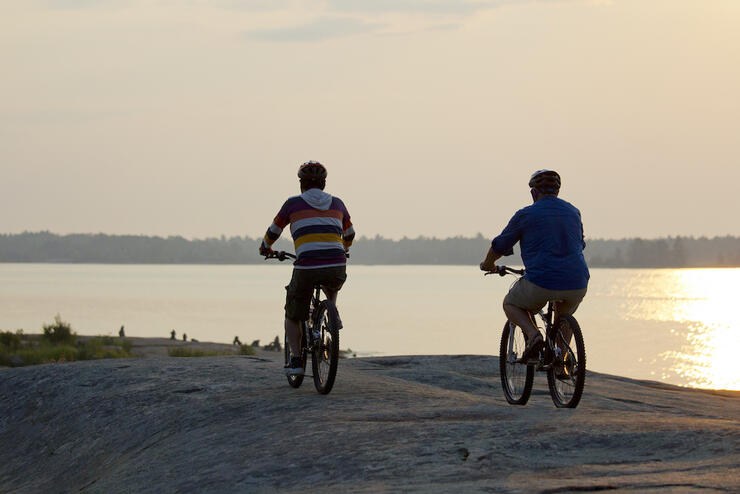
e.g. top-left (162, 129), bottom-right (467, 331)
top-left (2, 0), bottom-right (738, 240)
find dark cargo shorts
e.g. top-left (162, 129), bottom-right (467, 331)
top-left (285, 266), bottom-right (347, 321)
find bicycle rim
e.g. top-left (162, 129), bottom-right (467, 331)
top-left (547, 314), bottom-right (586, 408)
top-left (499, 321), bottom-right (534, 405)
top-left (311, 301), bottom-right (339, 394)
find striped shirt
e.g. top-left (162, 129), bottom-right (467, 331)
top-left (262, 190), bottom-right (355, 269)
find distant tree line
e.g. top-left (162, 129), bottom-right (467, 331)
top-left (1, 232), bottom-right (739, 268)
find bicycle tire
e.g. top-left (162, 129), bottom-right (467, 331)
top-left (499, 320), bottom-right (534, 405)
top-left (311, 300), bottom-right (340, 395)
top-left (285, 326), bottom-right (307, 388)
top-left (546, 314), bottom-right (586, 408)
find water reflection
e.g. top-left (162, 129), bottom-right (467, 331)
top-left (1, 264), bottom-right (738, 391)
top-left (623, 269), bottom-right (739, 391)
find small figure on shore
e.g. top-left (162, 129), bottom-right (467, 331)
top-left (182, 333), bottom-right (187, 342)
top-left (119, 325), bottom-right (125, 338)
top-left (250, 339), bottom-right (260, 347)
top-left (170, 329), bottom-right (176, 340)
top-left (233, 336), bottom-right (241, 345)
top-left (264, 336), bottom-right (282, 352)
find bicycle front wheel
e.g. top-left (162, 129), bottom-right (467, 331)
top-left (500, 320), bottom-right (534, 405)
top-left (311, 300), bottom-right (340, 395)
top-left (285, 326), bottom-right (307, 388)
top-left (547, 314), bottom-right (586, 408)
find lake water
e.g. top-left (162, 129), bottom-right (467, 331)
top-left (1, 263), bottom-right (738, 391)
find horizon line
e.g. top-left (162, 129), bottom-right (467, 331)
top-left (3, 231), bottom-right (740, 243)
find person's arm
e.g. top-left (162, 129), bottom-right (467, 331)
top-left (340, 200), bottom-right (354, 253)
top-left (580, 213), bottom-right (586, 250)
top-left (480, 247), bottom-right (502, 271)
top-left (480, 210), bottom-right (524, 270)
top-left (260, 203), bottom-right (289, 256)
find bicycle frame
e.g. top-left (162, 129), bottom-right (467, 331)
top-left (302, 284), bottom-right (324, 352)
top-left (489, 266), bottom-right (572, 371)
top-left (489, 265), bottom-right (587, 407)
top-left (265, 250), bottom-right (342, 391)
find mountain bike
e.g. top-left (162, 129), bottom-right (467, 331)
top-left (485, 266), bottom-right (586, 408)
top-left (265, 251), bottom-right (341, 395)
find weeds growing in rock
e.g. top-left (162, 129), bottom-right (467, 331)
top-left (168, 345), bottom-right (255, 357)
top-left (168, 348), bottom-right (220, 357)
top-left (42, 314), bottom-right (76, 345)
top-left (0, 317), bottom-right (135, 367)
top-left (238, 344), bottom-right (256, 356)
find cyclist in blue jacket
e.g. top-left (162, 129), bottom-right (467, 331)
top-left (480, 170), bottom-right (589, 360)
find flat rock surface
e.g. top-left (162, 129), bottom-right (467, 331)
top-left (1, 343), bottom-right (738, 493)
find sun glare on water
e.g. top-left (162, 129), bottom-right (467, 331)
top-left (654, 269), bottom-right (740, 391)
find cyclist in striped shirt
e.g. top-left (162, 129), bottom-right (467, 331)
top-left (260, 161), bottom-right (355, 375)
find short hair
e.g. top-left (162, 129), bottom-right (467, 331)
top-left (300, 177), bottom-right (326, 190)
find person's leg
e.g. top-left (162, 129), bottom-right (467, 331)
top-left (319, 266), bottom-right (346, 304)
top-left (284, 269), bottom-right (313, 363)
top-left (503, 303), bottom-right (539, 341)
top-left (285, 318), bottom-right (302, 356)
top-left (503, 278), bottom-right (547, 342)
top-left (552, 287), bottom-right (587, 354)
top-left (317, 266), bottom-right (347, 327)
top-left (322, 288), bottom-right (338, 303)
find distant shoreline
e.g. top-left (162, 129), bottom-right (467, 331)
top-left (2, 232), bottom-right (740, 268)
top-left (2, 261), bottom-right (740, 270)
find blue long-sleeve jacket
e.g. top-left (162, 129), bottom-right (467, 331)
top-left (491, 196), bottom-right (589, 290)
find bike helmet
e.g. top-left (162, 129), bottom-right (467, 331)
top-left (297, 161), bottom-right (328, 180)
top-left (528, 169), bottom-right (561, 194)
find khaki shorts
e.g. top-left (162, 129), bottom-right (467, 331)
top-left (504, 278), bottom-right (587, 315)
top-left (285, 266), bottom-right (347, 321)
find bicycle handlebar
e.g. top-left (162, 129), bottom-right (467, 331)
top-left (264, 251), bottom-right (297, 261)
top-left (264, 250), bottom-right (350, 262)
top-left (484, 265), bottom-right (525, 277)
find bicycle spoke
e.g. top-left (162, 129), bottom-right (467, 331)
top-left (316, 315), bottom-right (331, 383)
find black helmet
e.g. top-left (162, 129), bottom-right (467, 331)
top-left (528, 169), bottom-right (561, 194)
top-left (297, 161), bottom-right (327, 180)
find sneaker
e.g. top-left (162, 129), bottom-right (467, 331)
top-left (516, 333), bottom-right (543, 363)
top-left (285, 356), bottom-right (304, 376)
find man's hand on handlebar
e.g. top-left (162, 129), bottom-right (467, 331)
top-left (480, 261), bottom-right (497, 272)
top-left (259, 244), bottom-right (274, 257)
top-left (264, 250), bottom-right (297, 261)
top-left (481, 264), bottom-right (502, 276)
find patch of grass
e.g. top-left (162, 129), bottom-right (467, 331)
top-left (168, 348), bottom-right (220, 358)
top-left (238, 344), bottom-right (256, 356)
top-left (0, 345), bottom-right (79, 367)
top-left (0, 317), bottom-right (135, 367)
top-left (168, 345), bottom-right (254, 357)
top-left (121, 339), bottom-right (133, 354)
top-left (42, 314), bottom-right (76, 345)
top-left (77, 337), bottom-right (135, 360)
top-left (0, 330), bottom-right (22, 351)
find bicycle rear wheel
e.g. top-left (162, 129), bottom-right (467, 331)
top-left (500, 320), bottom-right (534, 405)
top-left (311, 300), bottom-right (340, 395)
top-left (547, 314), bottom-right (586, 408)
top-left (285, 325), bottom-right (307, 388)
